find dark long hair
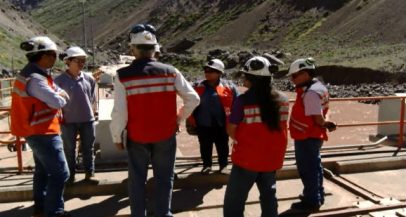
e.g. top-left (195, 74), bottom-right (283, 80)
top-left (245, 73), bottom-right (280, 130)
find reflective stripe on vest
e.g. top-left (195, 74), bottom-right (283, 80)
top-left (232, 98), bottom-right (288, 172)
top-left (121, 76), bottom-right (176, 96)
top-left (30, 108), bottom-right (59, 126)
top-left (243, 102), bottom-right (289, 124)
top-left (120, 74), bottom-right (178, 143)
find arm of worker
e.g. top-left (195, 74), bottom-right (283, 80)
top-left (89, 76), bottom-right (98, 117)
top-left (174, 69), bottom-right (200, 123)
top-left (26, 77), bottom-right (68, 109)
top-left (227, 97), bottom-right (244, 142)
top-left (227, 124), bottom-right (238, 141)
top-left (304, 91), bottom-right (336, 132)
top-left (110, 78), bottom-right (128, 150)
top-left (231, 82), bottom-right (240, 98)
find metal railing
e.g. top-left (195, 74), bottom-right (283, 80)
top-left (0, 78), bottom-right (14, 102)
top-left (1, 94), bottom-right (405, 174)
top-left (330, 96), bottom-right (405, 150)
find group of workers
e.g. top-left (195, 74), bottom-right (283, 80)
top-left (9, 23), bottom-right (336, 217)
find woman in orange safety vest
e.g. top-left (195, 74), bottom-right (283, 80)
top-left (223, 56), bottom-right (288, 217)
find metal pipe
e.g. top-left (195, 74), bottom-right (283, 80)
top-left (323, 168), bottom-right (382, 203)
top-left (16, 137), bottom-right (23, 174)
top-left (309, 202), bottom-right (406, 217)
top-left (0, 78), bottom-right (15, 82)
top-left (338, 121), bottom-right (406, 127)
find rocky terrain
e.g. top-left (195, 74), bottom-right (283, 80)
top-left (1, 0), bottom-right (406, 98)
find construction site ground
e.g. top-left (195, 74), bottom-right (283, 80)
top-left (0, 92), bottom-right (406, 217)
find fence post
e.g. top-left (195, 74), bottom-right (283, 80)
top-left (399, 98), bottom-right (405, 148)
top-left (16, 136), bottom-right (23, 174)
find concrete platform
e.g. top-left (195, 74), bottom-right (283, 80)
top-left (0, 168), bottom-right (405, 217)
top-left (1, 92), bottom-right (406, 216)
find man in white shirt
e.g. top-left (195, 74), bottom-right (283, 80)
top-left (110, 24), bottom-right (200, 217)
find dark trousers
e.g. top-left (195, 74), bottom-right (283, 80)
top-left (294, 138), bottom-right (324, 206)
top-left (197, 126), bottom-right (229, 168)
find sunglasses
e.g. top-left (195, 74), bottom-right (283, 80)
top-left (204, 70), bottom-right (219, 74)
top-left (203, 67), bottom-right (221, 74)
top-left (45, 51), bottom-right (57, 58)
top-left (130, 24), bottom-right (156, 35)
top-left (72, 58), bottom-right (86, 64)
top-left (291, 71), bottom-right (305, 79)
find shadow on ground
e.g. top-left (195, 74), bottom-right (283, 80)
top-left (0, 205), bottom-right (33, 217)
top-left (171, 172), bottom-right (225, 214)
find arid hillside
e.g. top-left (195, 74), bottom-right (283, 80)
top-left (0, 0), bottom-right (62, 70)
top-left (3, 0), bottom-right (406, 75)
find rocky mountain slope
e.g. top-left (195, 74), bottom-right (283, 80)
top-left (0, 0), bottom-right (62, 70)
top-left (3, 0), bottom-right (406, 78)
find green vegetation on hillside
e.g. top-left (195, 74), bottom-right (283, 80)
top-left (0, 29), bottom-right (26, 69)
top-left (32, 0), bottom-right (142, 39)
top-left (23, 0), bottom-right (406, 74)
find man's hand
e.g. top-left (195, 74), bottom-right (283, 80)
top-left (59, 91), bottom-right (70, 101)
top-left (115, 143), bottom-right (125, 150)
top-left (324, 121), bottom-right (337, 132)
top-left (176, 124), bottom-right (182, 134)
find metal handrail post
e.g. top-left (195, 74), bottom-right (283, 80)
top-left (16, 136), bottom-right (23, 174)
top-left (399, 97), bottom-right (405, 146)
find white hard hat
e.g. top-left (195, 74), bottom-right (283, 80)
top-left (130, 31), bottom-right (157, 45)
top-left (243, 56), bottom-right (273, 77)
top-left (20, 36), bottom-right (58, 54)
top-left (287, 57), bottom-right (316, 76)
top-left (63, 46), bottom-right (87, 60)
top-left (204, 59), bottom-right (225, 73)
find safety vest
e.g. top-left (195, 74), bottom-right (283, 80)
top-left (290, 80), bottom-right (329, 140)
top-left (232, 92), bottom-right (289, 172)
top-left (117, 59), bottom-right (178, 143)
top-left (187, 79), bottom-right (235, 126)
top-left (11, 73), bottom-right (61, 137)
top-left (194, 79), bottom-right (234, 116)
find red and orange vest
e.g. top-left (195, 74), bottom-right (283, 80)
top-left (11, 74), bottom-right (61, 137)
top-left (232, 92), bottom-right (289, 172)
top-left (118, 59), bottom-right (178, 143)
top-left (290, 80), bottom-right (329, 140)
top-left (187, 80), bottom-right (235, 126)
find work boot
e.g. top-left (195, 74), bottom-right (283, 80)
top-left (52, 211), bottom-right (71, 217)
top-left (219, 165), bottom-right (230, 174)
top-left (291, 201), bottom-right (321, 211)
top-left (201, 167), bottom-right (211, 175)
top-left (84, 172), bottom-right (99, 184)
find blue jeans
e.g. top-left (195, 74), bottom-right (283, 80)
top-left (294, 138), bottom-right (324, 206)
top-left (61, 122), bottom-right (96, 176)
top-left (224, 165), bottom-right (278, 217)
top-left (26, 134), bottom-right (70, 217)
top-left (127, 135), bottom-right (176, 217)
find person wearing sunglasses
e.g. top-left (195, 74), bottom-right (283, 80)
top-left (287, 58), bottom-right (336, 211)
top-left (110, 23), bottom-right (200, 217)
top-left (223, 56), bottom-right (288, 217)
top-left (10, 36), bottom-right (71, 217)
top-left (54, 46), bottom-right (98, 185)
top-left (187, 59), bottom-right (239, 174)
